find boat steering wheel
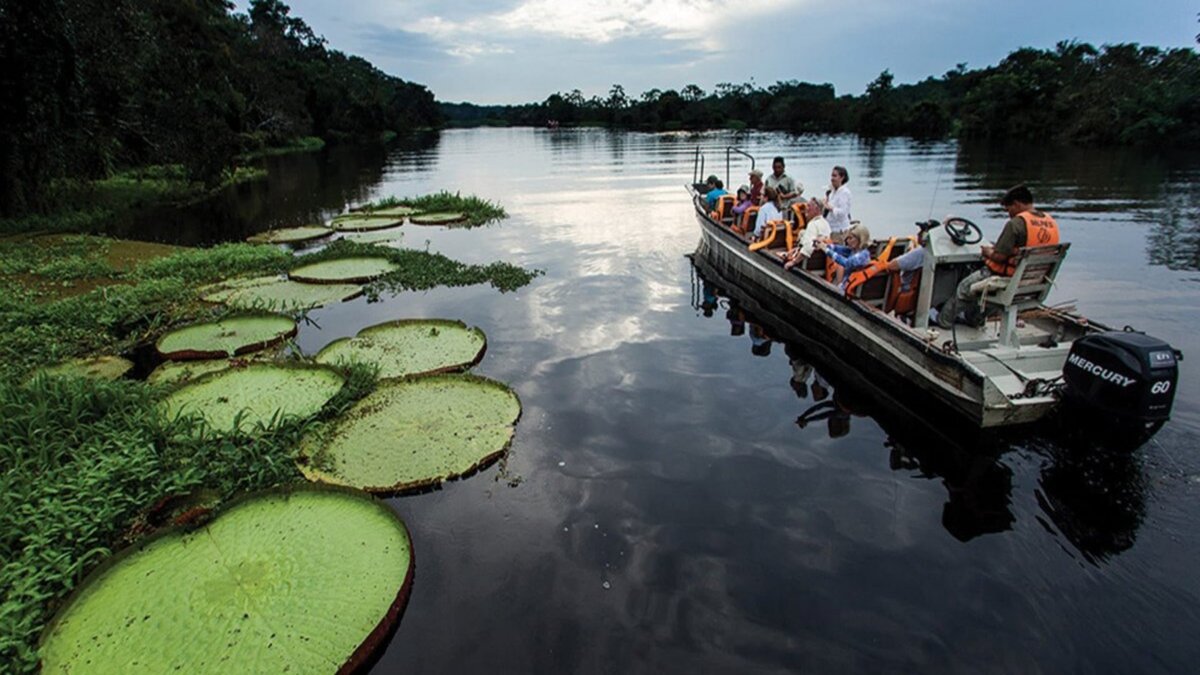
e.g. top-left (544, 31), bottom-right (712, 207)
top-left (944, 217), bottom-right (982, 246)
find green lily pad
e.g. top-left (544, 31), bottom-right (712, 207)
top-left (289, 257), bottom-right (399, 284)
top-left (159, 362), bottom-right (343, 433)
top-left (202, 276), bottom-right (363, 310)
top-left (245, 226), bottom-right (331, 245)
top-left (156, 314), bottom-right (296, 360)
top-left (39, 486), bottom-right (413, 675)
top-left (315, 319), bottom-right (486, 379)
top-left (37, 356), bottom-right (134, 381)
top-left (344, 227), bottom-right (404, 245)
top-left (146, 350), bottom-right (282, 387)
top-left (409, 212), bottom-right (467, 225)
top-left (330, 216), bottom-right (403, 232)
top-left (298, 374), bottom-right (521, 493)
top-left (347, 206), bottom-right (419, 217)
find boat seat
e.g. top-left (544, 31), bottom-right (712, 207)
top-left (749, 220), bottom-right (790, 251)
top-left (711, 195), bottom-right (736, 225)
top-left (969, 243), bottom-right (1070, 348)
top-left (733, 206), bottom-right (759, 235)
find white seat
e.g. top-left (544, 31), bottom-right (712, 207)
top-left (971, 243), bottom-right (1070, 348)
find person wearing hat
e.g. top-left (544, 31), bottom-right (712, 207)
top-left (748, 168), bottom-right (765, 205)
top-left (703, 175), bottom-right (728, 208)
top-left (815, 221), bottom-right (871, 288)
top-left (732, 184), bottom-right (754, 216)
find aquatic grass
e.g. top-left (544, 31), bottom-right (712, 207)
top-left (358, 191), bottom-right (507, 227)
top-left (298, 239), bottom-right (541, 295)
top-left (0, 360), bottom-right (378, 673)
top-left (131, 243), bottom-right (292, 286)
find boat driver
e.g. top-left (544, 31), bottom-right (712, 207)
top-left (938, 184), bottom-right (1060, 328)
top-left (765, 157), bottom-right (802, 208)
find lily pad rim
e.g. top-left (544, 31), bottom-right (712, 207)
top-left (154, 312), bottom-right (298, 361)
top-left (328, 216), bottom-right (405, 232)
top-left (314, 318), bottom-right (489, 379)
top-left (38, 483), bottom-right (415, 675)
top-left (408, 212), bottom-right (469, 225)
top-left (245, 225), bottom-right (333, 244)
top-left (298, 372), bottom-right (522, 496)
top-left (288, 256), bottom-right (400, 284)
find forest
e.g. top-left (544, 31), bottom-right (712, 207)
top-left (1, 0), bottom-right (441, 217)
top-left (443, 41), bottom-right (1200, 148)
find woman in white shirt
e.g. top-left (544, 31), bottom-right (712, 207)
top-left (752, 186), bottom-right (783, 239)
top-left (821, 166), bottom-right (852, 242)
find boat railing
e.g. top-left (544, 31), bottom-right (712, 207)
top-left (725, 147), bottom-right (755, 188)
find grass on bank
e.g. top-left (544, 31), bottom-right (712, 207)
top-left (358, 190), bottom-right (507, 227)
top-left (237, 135), bottom-right (326, 161)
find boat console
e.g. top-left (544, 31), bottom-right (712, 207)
top-left (912, 217), bottom-right (988, 329)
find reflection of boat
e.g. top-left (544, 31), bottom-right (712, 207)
top-left (689, 257), bottom-right (1146, 554)
top-left (689, 148), bottom-right (1181, 430)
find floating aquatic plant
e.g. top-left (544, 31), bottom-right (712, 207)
top-left (289, 257), bottom-right (399, 284)
top-left (298, 373), bottom-right (521, 493)
top-left (39, 486), bottom-right (413, 675)
top-left (36, 355), bottom-right (134, 381)
top-left (410, 212), bottom-right (467, 226)
top-left (245, 226), bottom-right (331, 245)
top-left (315, 319), bottom-right (486, 379)
top-left (155, 314), bottom-right (296, 360)
top-left (201, 275), bottom-right (362, 310)
top-left (158, 362), bottom-right (344, 434)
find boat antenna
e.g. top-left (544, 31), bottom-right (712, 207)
top-left (927, 167), bottom-right (944, 220)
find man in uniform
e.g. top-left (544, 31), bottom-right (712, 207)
top-left (939, 184), bottom-right (1060, 327)
top-left (765, 156), bottom-right (801, 208)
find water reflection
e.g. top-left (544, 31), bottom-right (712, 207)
top-left (689, 255), bottom-right (1148, 554)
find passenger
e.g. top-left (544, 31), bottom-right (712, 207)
top-left (731, 185), bottom-right (753, 216)
top-left (818, 166), bottom-right (852, 242)
top-left (780, 198), bottom-right (833, 270)
top-left (752, 186), bottom-right (784, 240)
top-left (766, 156), bottom-right (802, 207)
top-left (938, 184), bottom-right (1060, 328)
top-left (703, 175), bottom-right (728, 208)
top-left (816, 222), bottom-right (871, 288)
top-left (748, 169), bottom-right (765, 205)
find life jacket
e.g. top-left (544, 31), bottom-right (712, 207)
top-left (984, 211), bottom-right (1059, 276)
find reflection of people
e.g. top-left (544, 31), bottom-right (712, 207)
top-left (939, 184), bottom-right (1060, 328)
top-left (726, 305), bottom-right (746, 336)
top-left (749, 323), bottom-right (772, 357)
top-left (818, 166), bottom-right (852, 241)
top-left (700, 281), bottom-right (719, 317)
top-left (785, 343), bottom-right (814, 399)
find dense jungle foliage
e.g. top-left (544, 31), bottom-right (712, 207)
top-left (0, 0), bottom-right (441, 217)
top-left (443, 41), bottom-right (1200, 147)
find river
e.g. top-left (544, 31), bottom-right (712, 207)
top-left (121, 128), bottom-right (1200, 673)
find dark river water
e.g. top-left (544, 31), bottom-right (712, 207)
top-left (122, 129), bottom-right (1200, 673)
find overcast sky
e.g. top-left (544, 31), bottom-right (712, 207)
top-left (247, 0), bottom-right (1199, 104)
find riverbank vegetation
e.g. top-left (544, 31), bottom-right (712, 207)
top-left (0, 228), bottom-right (537, 671)
top-left (2, 0), bottom-right (440, 218)
top-left (358, 191), bottom-right (509, 228)
top-left (442, 41), bottom-right (1200, 146)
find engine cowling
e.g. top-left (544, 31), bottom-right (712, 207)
top-left (1061, 330), bottom-right (1180, 426)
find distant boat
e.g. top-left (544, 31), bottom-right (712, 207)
top-left (689, 147), bottom-right (1181, 432)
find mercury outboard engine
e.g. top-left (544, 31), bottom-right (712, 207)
top-left (1061, 330), bottom-right (1181, 432)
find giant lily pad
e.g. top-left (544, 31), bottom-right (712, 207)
top-left (410, 212), bottom-right (467, 225)
top-left (298, 374), bottom-right (521, 493)
top-left (245, 226), bottom-right (331, 245)
top-left (146, 350), bottom-right (282, 387)
top-left (330, 216), bottom-right (403, 232)
top-left (315, 319), bottom-right (486, 379)
top-left (202, 276), bottom-right (363, 310)
top-left (159, 362), bottom-right (343, 433)
top-left (39, 486), bottom-right (413, 675)
top-left (346, 205), bottom-right (419, 217)
top-left (156, 314), bottom-right (296, 360)
top-left (289, 257), bottom-right (398, 284)
top-left (35, 355), bottom-right (134, 381)
top-left (344, 227), bottom-right (404, 245)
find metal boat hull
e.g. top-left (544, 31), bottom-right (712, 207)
top-left (693, 201), bottom-right (1060, 428)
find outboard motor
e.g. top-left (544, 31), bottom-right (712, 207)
top-left (1061, 330), bottom-right (1181, 430)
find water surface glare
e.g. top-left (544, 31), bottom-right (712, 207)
top-left (174, 129), bottom-right (1200, 672)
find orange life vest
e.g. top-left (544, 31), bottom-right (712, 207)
top-left (984, 210), bottom-right (1059, 276)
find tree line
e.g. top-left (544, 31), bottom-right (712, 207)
top-left (1, 0), bottom-right (441, 216)
top-left (443, 41), bottom-right (1200, 148)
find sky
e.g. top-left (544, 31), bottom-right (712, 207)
top-left (244, 0), bottom-right (1199, 105)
